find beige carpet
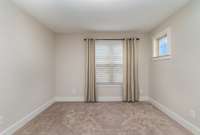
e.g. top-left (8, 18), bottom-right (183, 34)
top-left (14, 102), bottom-right (192, 135)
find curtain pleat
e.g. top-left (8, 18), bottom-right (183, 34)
top-left (85, 39), bottom-right (96, 102)
top-left (123, 38), bottom-right (139, 102)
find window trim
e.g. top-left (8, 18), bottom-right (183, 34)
top-left (152, 27), bottom-right (172, 60)
top-left (96, 82), bottom-right (123, 86)
top-left (95, 40), bottom-right (123, 86)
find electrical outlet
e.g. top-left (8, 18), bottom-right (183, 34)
top-left (189, 110), bottom-right (196, 119)
top-left (140, 90), bottom-right (144, 95)
top-left (72, 89), bottom-right (77, 95)
top-left (0, 116), bottom-right (4, 125)
top-left (197, 108), bottom-right (200, 122)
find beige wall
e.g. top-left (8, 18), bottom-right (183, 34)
top-left (150, 0), bottom-right (200, 128)
top-left (0, 0), bottom-right (55, 132)
top-left (55, 32), bottom-right (151, 101)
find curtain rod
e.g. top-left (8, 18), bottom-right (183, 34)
top-left (84, 38), bottom-right (140, 41)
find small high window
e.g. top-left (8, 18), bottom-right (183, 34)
top-left (153, 28), bottom-right (171, 60)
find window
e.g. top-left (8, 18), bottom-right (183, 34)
top-left (153, 28), bottom-right (171, 59)
top-left (95, 40), bottom-right (123, 85)
top-left (159, 35), bottom-right (169, 56)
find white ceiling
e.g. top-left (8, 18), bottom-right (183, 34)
top-left (12, 0), bottom-right (190, 33)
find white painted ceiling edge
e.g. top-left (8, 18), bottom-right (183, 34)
top-left (11, 0), bottom-right (191, 33)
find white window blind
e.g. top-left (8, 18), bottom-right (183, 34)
top-left (95, 40), bottom-right (123, 85)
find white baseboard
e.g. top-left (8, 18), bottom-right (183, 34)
top-left (55, 96), bottom-right (122, 102)
top-left (140, 96), bottom-right (149, 101)
top-left (149, 97), bottom-right (200, 135)
top-left (55, 96), bottom-right (149, 102)
top-left (1, 99), bottom-right (55, 135)
top-left (97, 97), bottom-right (122, 102)
top-left (55, 97), bottom-right (84, 102)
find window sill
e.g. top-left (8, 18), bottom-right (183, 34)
top-left (96, 83), bottom-right (122, 87)
top-left (152, 55), bottom-right (172, 61)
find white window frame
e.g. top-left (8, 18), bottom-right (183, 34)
top-left (152, 27), bottom-right (172, 60)
top-left (95, 40), bottom-right (123, 86)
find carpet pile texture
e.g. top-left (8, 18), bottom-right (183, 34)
top-left (14, 102), bottom-right (192, 135)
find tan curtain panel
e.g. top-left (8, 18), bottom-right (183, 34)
top-left (123, 38), bottom-right (139, 102)
top-left (85, 39), bottom-right (96, 102)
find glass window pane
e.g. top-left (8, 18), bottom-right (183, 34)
top-left (159, 36), bottom-right (169, 56)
